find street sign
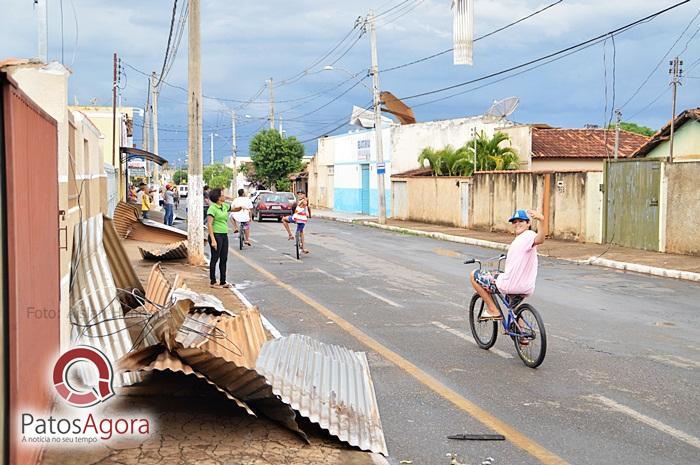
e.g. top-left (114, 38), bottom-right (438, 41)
top-left (377, 162), bottom-right (386, 175)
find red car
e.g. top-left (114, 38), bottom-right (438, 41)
top-left (253, 192), bottom-right (296, 222)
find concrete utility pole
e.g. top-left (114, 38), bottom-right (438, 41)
top-left (210, 132), bottom-right (215, 165)
top-left (368, 10), bottom-right (387, 224)
top-left (151, 72), bottom-right (160, 184)
top-left (187, 0), bottom-right (204, 265)
top-left (613, 108), bottom-right (622, 161)
top-left (268, 78), bottom-right (275, 129)
top-left (111, 53), bottom-right (118, 168)
top-left (669, 57), bottom-right (683, 163)
top-left (231, 111), bottom-right (238, 190)
top-left (36, 0), bottom-right (48, 63)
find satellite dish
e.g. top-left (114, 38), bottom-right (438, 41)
top-left (484, 97), bottom-right (519, 121)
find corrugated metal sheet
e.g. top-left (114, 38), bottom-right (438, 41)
top-left (256, 334), bottom-right (388, 455)
top-left (172, 288), bottom-right (233, 315)
top-left (69, 215), bottom-right (142, 386)
top-left (103, 216), bottom-right (144, 307)
top-left (139, 240), bottom-right (188, 260)
top-left (113, 201), bottom-right (140, 238)
top-left (117, 344), bottom-right (254, 415)
top-left (129, 219), bottom-right (189, 244)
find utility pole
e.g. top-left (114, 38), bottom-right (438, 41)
top-left (188, 0), bottom-right (204, 265)
top-left (151, 72), bottom-right (160, 184)
top-left (268, 78), bottom-right (275, 129)
top-left (231, 111), bottom-right (238, 191)
top-left (210, 132), bottom-right (215, 165)
top-left (368, 10), bottom-right (386, 224)
top-left (36, 0), bottom-right (48, 62)
top-left (669, 57), bottom-right (683, 163)
top-left (111, 53), bottom-right (118, 168)
top-left (613, 108), bottom-right (622, 161)
top-left (279, 116), bottom-right (284, 137)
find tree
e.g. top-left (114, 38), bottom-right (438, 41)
top-left (250, 129), bottom-right (304, 189)
top-left (173, 169), bottom-right (188, 185)
top-left (240, 161), bottom-right (265, 188)
top-left (606, 121), bottom-right (655, 137)
top-left (203, 163), bottom-right (234, 189)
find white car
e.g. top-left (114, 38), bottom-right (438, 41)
top-left (178, 185), bottom-right (188, 198)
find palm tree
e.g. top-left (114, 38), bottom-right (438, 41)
top-left (418, 147), bottom-right (443, 176)
top-left (466, 131), bottom-right (519, 172)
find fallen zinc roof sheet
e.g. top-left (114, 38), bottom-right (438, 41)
top-left (103, 216), bottom-right (144, 308)
top-left (256, 334), bottom-right (388, 456)
top-left (139, 240), bottom-right (188, 260)
top-left (69, 215), bottom-right (143, 386)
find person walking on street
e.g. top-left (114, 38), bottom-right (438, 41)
top-left (163, 184), bottom-right (175, 226)
top-left (231, 188), bottom-right (253, 246)
top-left (206, 188), bottom-right (233, 288)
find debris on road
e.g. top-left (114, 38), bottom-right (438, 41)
top-left (447, 433), bottom-right (506, 441)
top-left (139, 240), bottom-right (188, 260)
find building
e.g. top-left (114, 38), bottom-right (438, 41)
top-left (632, 107), bottom-right (700, 161)
top-left (502, 125), bottom-right (650, 171)
top-left (311, 115), bottom-right (513, 215)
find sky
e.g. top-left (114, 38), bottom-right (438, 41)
top-left (1, 0), bottom-right (699, 163)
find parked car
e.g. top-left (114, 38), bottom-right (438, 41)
top-left (250, 189), bottom-right (272, 204)
top-left (253, 192), bottom-right (296, 222)
top-left (178, 184), bottom-right (188, 198)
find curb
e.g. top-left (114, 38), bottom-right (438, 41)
top-left (313, 211), bottom-right (375, 224)
top-left (316, 218), bottom-right (699, 283)
top-left (229, 286), bottom-right (283, 339)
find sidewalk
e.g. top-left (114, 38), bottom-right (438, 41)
top-left (313, 209), bottom-right (700, 282)
top-left (41, 238), bottom-right (388, 465)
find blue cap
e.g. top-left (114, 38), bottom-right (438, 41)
top-left (508, 209), bottom-right (530, 223)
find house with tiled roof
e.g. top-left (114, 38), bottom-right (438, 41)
top-left (500, 125), bottom-right (650, 171)
top-left (632, 108), bottom-right (700, 161)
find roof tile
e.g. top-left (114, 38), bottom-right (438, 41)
top-left (532, 128), bottom-right (649, 159)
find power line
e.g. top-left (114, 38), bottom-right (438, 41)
top-left (376, 0), bottom-right (425, 28)
top-left (396, 1), bottom-right (690, 103)
top-left (155, 0), bottom-right (179, 89)
top-left (298, 100), bottom-right (373, 143)
top-left (380, 0), bottom-right (564, 73)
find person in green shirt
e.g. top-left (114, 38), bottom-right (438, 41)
top-left (206, 188), bottom-right (232, 288)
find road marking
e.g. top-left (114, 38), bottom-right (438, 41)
top-left (587, 395), bottom-right (700, 450)
top-left (431, 321), bottom-right (513, 359)
top-left (232, 249), bottom-right (568, 465)
top-left (357, 287), bottom-right (403, 308)
top-left (648, 354), bottom-right (700, 369)
top-left (313, 268), bottom-right (344, 282)
top-left (262, 244), bottom-right (277, 251)
top-left (447, 302), bottom-right (464, 309)
top-left (249, 238), bottom-right (258, 243)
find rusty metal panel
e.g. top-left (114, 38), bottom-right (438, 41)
top-left (605, 160), bottom-right (660, 251)
top-left (139, 240), bottom-right (188, 260)
top-left (129, 219), bottom-right (189, 244)
top-left (69, 215), bottom-right (144, 386)
top-left (2, 73), bottom-right (60, 465)
top-left (112, 201), bottom-right (140, 238)
top-left (256, 334), bottom-right (388, 456)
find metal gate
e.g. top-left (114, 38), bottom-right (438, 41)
top-left (604, 159), bottom-right (661, 251)
top-left (104, 163), bottom-right (118, 216)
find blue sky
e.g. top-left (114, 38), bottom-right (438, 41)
top-left (2, 0), bottom-right (699, 162)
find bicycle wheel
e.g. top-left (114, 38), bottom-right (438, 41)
top-left (512, 304), bottom-right (547, 368)
top-left (295, 231), bottom-right (300, 260)
top-left (239, 229), bottom-right (244, 250)
top-left (468, 293), bottom-right (498, 349)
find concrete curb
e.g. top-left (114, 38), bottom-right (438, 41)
top-left (314, 211), bottom-right (375, 224)
top-left (348, 220), bottom-right (698, 282)
top-left (229, 286), bottom-right (283, 339)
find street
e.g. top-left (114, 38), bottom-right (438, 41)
top-left (222, 218), bottom-right (700, 465)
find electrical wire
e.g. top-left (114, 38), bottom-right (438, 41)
top-left (376, 0), bottom-right (425, 28)
top-left (155, 0), bottom-right (178, 89)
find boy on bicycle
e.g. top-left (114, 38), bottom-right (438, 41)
top-left (230, 188), bottom-right (253, 246)
top-left (282, 191), bottom-right (311, 254)
top-left (470, 209), bottom-right (546, 320)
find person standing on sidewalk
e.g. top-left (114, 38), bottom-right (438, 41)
top-left (163, 184), bottom-right (175, 226)
top-left (139, 183), bottom-right (152, 219)
top-left (206, 188), bottom-right (233, 288)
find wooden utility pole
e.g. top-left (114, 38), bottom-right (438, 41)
top-left (368, 10), bottom-right (386, 224)
top-left (268, 78), bottom-right (275, 129)
top-left (151, 72), bottom-right (160, 183)
top-left (668, 57), bottom-right (683, 163)
top-left (188, 0), bottom-right (204, 265)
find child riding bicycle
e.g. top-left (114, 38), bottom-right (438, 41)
top-left (282, 191), bottom-right (311, 254)
top-left (469, 209), bottom-right (546, 320)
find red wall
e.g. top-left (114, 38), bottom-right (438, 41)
top-left (2, 74), bottom-right (60, 465)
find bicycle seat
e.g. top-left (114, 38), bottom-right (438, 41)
top-left (504, 294), bottom-right (525, 308)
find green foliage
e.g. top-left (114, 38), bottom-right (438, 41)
top-left (173, 169), bottom-right (188, 185)
top-left (607, 121), bottom-right (655, 137)
top-left (276, 178), bottom-right (292, 192)
top-left (418, 131), bottom-right (519, 176)
top-left (250, 129), bottom-right (304, 189)
top-left (203, 163), bottom-right (234, 189)
top-left (241, 161), bottom-right (264, 187)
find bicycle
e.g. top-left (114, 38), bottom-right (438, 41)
top-left (294, 229), bottom-right (301, 260)
top-left (464, 255), bottom-right (547, 368)
top-left (238, 225), bottom-right (245, 251)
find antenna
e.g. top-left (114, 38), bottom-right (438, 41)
top-left (483, 97), bottom-right (519, 122)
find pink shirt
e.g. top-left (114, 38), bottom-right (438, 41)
top-left (496, 230), bottom-right (538, 296)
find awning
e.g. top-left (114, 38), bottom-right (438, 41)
top-left (120, 146), bottom-right (169, 166)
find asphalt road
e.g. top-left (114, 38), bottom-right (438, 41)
top-left (215, 217), bottom-right (699, 465)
